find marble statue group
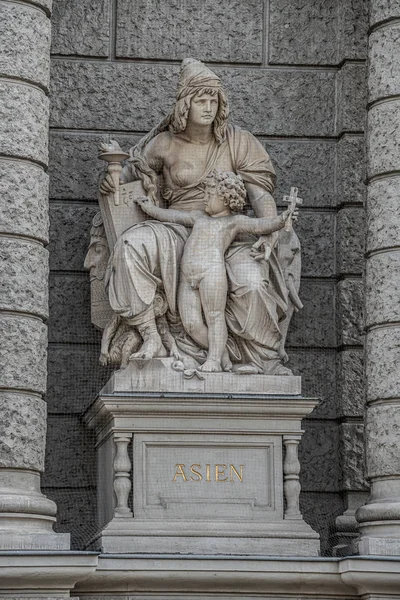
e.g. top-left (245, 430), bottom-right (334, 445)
top-left (85, 58), bottom-right (303, 376)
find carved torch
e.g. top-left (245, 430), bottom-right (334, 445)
top-left (98, 140), bottom-right (129, 206)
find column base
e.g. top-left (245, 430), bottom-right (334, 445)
top-left (356, 480), bottom-right (400, 555)
top-left (357, 521), bottom-right (400, 556)
top-left (0, 469), bottom-right (70, 550)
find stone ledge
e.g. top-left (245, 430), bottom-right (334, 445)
top-left (1, 553), bottom-right (400, 596)
top-left (74, 554), bottom-right (399, 596)
top-left (101, 358), bottom-right (302, 397)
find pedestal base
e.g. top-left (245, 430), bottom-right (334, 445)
top-left (91, 518), bottom-right (319, 556)
top-left (85, 362), bottom-right (319, 557)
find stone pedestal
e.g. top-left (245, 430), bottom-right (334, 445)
top-left (85, 360), bottom-right (319, 556)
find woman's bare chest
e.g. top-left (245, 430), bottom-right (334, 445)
top-left (163, 140), bottom-right (234, 188)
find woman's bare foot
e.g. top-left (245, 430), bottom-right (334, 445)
top-left (198, 358), bottom-right (222, 372)
top-left (130, 323), bottom-right (167, 360)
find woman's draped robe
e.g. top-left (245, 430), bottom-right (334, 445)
top-left (106, 125), bottom-right (289, 371)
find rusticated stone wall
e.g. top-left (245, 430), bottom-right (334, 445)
top-left (45, 0), bottom-right (368, 552)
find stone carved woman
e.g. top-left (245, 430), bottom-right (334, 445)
top-left (100, 58), bottom-right (301, 375)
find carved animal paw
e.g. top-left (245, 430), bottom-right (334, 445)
top-left (99, 352), bottom-right (109, 366)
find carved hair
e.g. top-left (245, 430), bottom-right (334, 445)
top-left (206, 170), bottom-right (247, 211)
top-left (169, 87), bottom-right (229, 145)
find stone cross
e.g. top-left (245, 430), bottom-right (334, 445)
top-left (283, 187), bottom-right (303, 232)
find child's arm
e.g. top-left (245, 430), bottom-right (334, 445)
top-left (135, 196), bottom-right (199, 227)
top-left (232, 209), bottom-right (291, 237)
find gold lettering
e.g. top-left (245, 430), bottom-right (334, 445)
top-left (206, 464), bottom-right (211, 482)
top-left (190, 464), bottom-right (202, 481)
top-left (230, 464), bottom-right (243, 482)
top-left (172, 464), bottom-right (188, 482)
top-left (215, 464), bottom-right (228, 482)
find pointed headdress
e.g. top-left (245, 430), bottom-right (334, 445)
top-left (176, 58), bottom-right (222, 100)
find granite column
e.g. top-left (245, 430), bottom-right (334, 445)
top-left (356, 1), bottom-right (400, 554)
top-left (0, 0), bottom-right (68, 548)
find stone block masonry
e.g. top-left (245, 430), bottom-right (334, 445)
top-left (46, 0), bottom-right (369, 553)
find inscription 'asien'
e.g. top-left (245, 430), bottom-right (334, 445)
top-left (172, 463), bottom-right (243, 483)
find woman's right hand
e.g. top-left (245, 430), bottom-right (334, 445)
top-left (99, 172), bottom-right (116, 195)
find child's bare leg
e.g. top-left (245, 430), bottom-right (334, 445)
top-left (198, 267), bottom-right (228, 372)
top-left (178, 277), bottom-right (209, 349)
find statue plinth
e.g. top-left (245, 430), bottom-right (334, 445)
top-left (84, 363), bottom-right (320, 556)
top-left (102, 357), bottom-right (302, 395)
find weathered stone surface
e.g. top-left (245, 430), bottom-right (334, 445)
top-left (337, 349), bottom-right (365, 417)
top-left (48, 273), bottom-right (100, 344)
top-left (50, 61), bottom-right (336, 136)
top-left (366, 325), bottom-right (400, 402)
top-left (337, 278), bottom-right (364, 346)
top-left (368, 100), bottom-right (400, 178)
top-left (337, 207), bottom-right (365, 274)
top-left (300, 492), bottom-right (344, 556)
top-left (116, 0), bottom-right (262, 63)
top-left (0, 159), bottom-right (49, 243)
top-left (51, 0), bottom-right (110, 57)
top-left (300, 420), bottom-right (340, 492)
top-left (288, 349), bottom-right (337, 419)
top-left (338, 0), bottom-right (368, 60)
top-left (366, 403), bottom-right (400, 478)
top-left (0, 2), bottom-right (50, 88)
top-left (340, 423), bottom-right (368, 490)
top-left (370, 0), bottom-right (400, 27)
top-left (0, 393), bottom-right (46, 471)
top-left (336, 63), bottom-right (367, 134)
top-left (367, 176), bottom-right (400, 254)
top-left (0, 238), bottom-right (48, 318)
top-left (47, 344), bottom-right (111, 414)
top-left (369, 24), bottom-right (400, 102)
top-left (336, 135), bottom-right (366, 206)
top-left (288, 280), bottom-right (335, 348)
top-left (299, 213), bottom-right (336, 277)
top-left (44, 487), bottom-right (97, 550)
top-left (268, 0), bottom-right (337, 65)
top-left (0, 314), bottom-right (47, 394)
top-left (366, 251), bottom-right (400, 328)
top-left (267, 140), bottom-right (336, 208)
top-left (44, 416), bottom-right (96, 487)
top-left (49, 203), bottom-right (98, 271)
top-left (0, 81), bottom-right (49, 165)
top-left (49, 132), bottom-right (139, 200)
top-left (291, 211), bottom-right (335, 277)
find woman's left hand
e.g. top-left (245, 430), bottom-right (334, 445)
top-left (250, 231), bottom-right (278, 262)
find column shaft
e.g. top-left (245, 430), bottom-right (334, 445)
top-left (356, 2), bottom-right (400, 554)
top-left (0, 0), bottom-right (68, 549)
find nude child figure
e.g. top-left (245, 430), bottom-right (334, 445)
top-left (135, 170), bottom-right (294, 372)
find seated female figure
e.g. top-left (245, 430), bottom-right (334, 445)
top-left (101, 58), bottom-right (292, 375)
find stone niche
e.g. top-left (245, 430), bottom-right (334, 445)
top-left (85, 359), bottom-right (320, 556)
